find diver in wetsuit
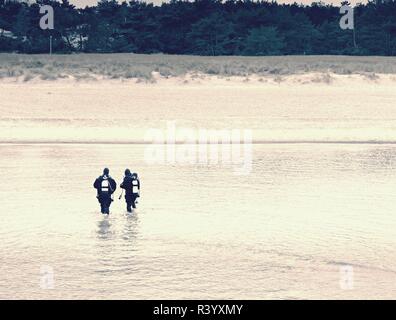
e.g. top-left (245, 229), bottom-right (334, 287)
top-left (93, 168), bottom-right (117, 214)
top-left (120, 169), bottom-right (140, 213)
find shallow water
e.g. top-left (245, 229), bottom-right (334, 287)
top-left (0, 143), bottom-right (395, 299)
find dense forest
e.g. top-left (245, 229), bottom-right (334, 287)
top-left (1, 0), bottom-right (396, 55)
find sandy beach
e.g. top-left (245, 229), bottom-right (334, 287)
top-left (2, 71), bottom-right (396, 143)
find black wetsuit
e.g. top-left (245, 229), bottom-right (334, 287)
top-left (93, 175), bottom-right (117, 214)
top-left (120, 175), bottom-right (140, 212)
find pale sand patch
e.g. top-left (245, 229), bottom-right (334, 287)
top-left (2, 71), bottom-right (395, 86)
top-left (1, 72), bottom-right (396, 143)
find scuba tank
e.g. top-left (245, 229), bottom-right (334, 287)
top-left (101, 176), bottom-right (111, 194)
top-left (132, 179), bottom-right (139, 194)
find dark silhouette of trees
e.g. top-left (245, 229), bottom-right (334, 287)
top-left (243, 27), bottom-right (284, 55)
top-left (0, 0), bottom-right (396, 55)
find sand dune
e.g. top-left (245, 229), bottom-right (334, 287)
top-left (2, 53), bottom-right (396, 82)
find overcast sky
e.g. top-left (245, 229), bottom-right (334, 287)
top-left (68, 0), bottom-right (367, 8)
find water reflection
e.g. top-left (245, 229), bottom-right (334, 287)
top-left (122, 212), bottom-right (139, 242)
top-left (97, 216), bottom-right (113, 239)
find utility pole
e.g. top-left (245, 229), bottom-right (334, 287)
top-left (353, 26), bottom-right (357, 49)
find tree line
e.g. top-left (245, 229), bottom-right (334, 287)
top-left (1, 0), bottom-right (396, 55)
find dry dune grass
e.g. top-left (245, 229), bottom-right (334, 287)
top-left (1, 53), bottom-right (396, 82)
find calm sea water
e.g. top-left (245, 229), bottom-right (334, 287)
top-left (0, 143), bottom-right (395, 299)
